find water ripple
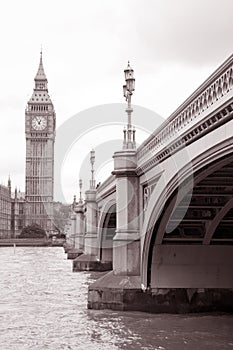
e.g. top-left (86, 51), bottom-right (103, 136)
top-left (0, 247), bottom-right (232, 349)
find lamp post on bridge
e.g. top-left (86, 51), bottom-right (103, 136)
top-left (90, 149), bottom-right (96, 189)
top-left (73, 178), bottom-right (85, 257)
top-left (110, 61), bottom-right (140, 275)
top-left (123, 61), bottom-right (136, 149)
top-left (78, 179), bottom-right (83, 204)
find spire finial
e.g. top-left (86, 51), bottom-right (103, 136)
top-left (72, 195), bottom-right (76, 209)
top-left (40, 46), bottom-right (43, 64)
top-left (8, 175), bottom-right (11, 187)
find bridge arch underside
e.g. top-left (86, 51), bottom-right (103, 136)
top-left (147, 154), bottom-right (233, 312)
top-left (99, 204), bottom-right (116, 264)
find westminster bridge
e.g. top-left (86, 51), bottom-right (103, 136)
top-left (67, 55), bottom-right (233, 313)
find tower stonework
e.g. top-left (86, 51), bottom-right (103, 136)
top-left (25, 52), bottom-right (56, 233)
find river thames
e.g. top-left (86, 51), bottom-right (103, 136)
top-left (0, 247), bottom-right (232, 350)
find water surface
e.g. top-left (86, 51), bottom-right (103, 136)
top-left (0, 247), bottom-right (232, 349)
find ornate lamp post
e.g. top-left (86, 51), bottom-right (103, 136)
top-left (123, 61), bottom-right (136, 149)
top-left (90, 149), bottom-right (96, 189)
top-left (78, 179), bottom-right (83, 204)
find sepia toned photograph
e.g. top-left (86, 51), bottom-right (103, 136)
top-left (0, 0), bottom-right (233, 349)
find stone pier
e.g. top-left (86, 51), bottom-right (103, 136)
top-left (88, 148), bottom-right (142, 308)
top-left (73, 151), bottom-right (112, 272)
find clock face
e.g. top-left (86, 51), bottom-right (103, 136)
top-left (32, 116), bottom-right (47, 130)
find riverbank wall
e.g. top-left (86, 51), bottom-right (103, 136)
top-left (0, 239), bottom-right (65, 247)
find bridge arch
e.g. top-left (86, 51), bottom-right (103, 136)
top-left (98, 200), bottom-right (116, 263)
top-left (141, 140), bottom-right (233, 290)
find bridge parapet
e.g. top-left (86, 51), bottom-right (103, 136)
top-left (137, 54), bottom-right (233, 170)
top-left (96, 174), bottom-right (116, 203)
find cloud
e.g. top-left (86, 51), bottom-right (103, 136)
top-left (0, 0), bottom-right (231, 200)
top-left (130, 0), bottom-right (233, 65)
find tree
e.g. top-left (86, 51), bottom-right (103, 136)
top-left (19, 224), bottom-right (47, 239)
top-left (53, 202), bottom-right (71, 233)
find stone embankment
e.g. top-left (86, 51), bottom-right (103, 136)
top-left (0, 238), bottom-right (64, 247)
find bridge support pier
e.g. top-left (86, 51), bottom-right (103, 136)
top-left (88, 149), bottom-right (142, 309)
top-left (68, 202), bottom-right (85, 260)
top-left (88, 279), bottom-right (233, 312)
top-left (66, 213), bottom-right (77, 258)
top-left (73, 189), bottom-right (111, 271)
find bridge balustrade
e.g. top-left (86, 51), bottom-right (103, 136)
top-left (137, 55), bottom-right (233, 166)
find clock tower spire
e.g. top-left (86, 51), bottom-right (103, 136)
top-left (25, 52), bottom-right (56, 234)
top-left (35, 50), bottom-right (47, 86)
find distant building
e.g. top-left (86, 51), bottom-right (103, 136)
top-left (0, 178), bottom-right (71, 238)
top-left (0, 177), bottom-right (26, 238)
top-left (11, 188), bottom-right (25, 237)
top-left (0, 179), bottom-right (12, 238)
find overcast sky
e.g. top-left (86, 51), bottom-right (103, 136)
top-left (0, 0), bottom-right (232, 202)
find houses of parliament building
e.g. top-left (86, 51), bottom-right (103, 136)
top-left (0, 52), bottom-right (56, 238)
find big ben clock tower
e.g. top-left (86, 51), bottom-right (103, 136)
top-left (25, 51), bottom-right (55, 233)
